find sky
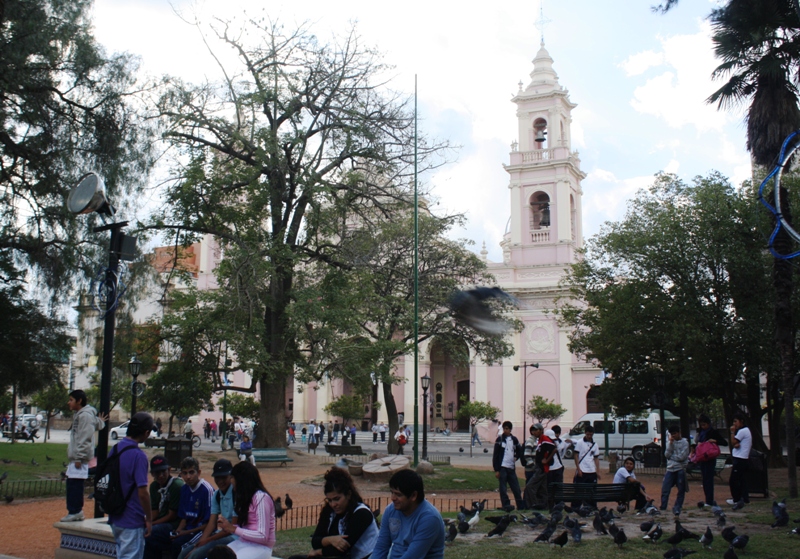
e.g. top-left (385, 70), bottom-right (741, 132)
top-left (91, 0), bottom-right (747, 262)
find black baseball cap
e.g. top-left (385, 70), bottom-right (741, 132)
top-left (150, 455), bottom-right (169, 473)
top-left (212, 459), bottom-right (233, 477)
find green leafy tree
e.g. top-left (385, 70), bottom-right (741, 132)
top-left (527, 395), bottom-right (566, 427)
top-left (456, 397), bottom-right (500, 424)
top-left (140, 361), bottom-right (214, 436)
top-left (148, 20), bottom-right (447, 448)
top-left (225, 393), bottom-right (259, 423)
top-left (323, 395), bottom-right (368, 430)
top-left (30, 381), bottom-right (69, 441)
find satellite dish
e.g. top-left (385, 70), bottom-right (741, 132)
top-left (67, 173), bottom-right (115, 216)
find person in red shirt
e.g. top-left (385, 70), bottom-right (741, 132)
top-left (523, 423), bottom-right (554, 510)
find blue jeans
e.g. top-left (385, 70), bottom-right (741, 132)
top-left (66, 477), bottom-right (84, 514)
top-left (498, 467), bottom-right (525, 509)
top-left (472, 432), bottom-right (482, 446)
top-left (333, 431), bottom-right (339, 442)
top-left (181, 535), bottom-right (237, 559)
top-left (661, 469), bottom-right (687, 512)
top-left (111, 525), bottom-right (145, 559)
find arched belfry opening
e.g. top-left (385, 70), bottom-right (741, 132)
top-left (530, 191), bottom-right (551, 232)
top-left (533, 117), bottom-right (548, 149)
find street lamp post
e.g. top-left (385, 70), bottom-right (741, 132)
top-left (128, 354), bottom-right (142, 416)
top-left (421, 375), bottom-right (430, 461)
top-left (513, 362), bottom-right (539, 436)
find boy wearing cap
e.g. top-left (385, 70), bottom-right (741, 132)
top-left (108, 412), bottom-right (154, 559)
top-left (181, 459), bottom-right (238, 559)
top-left (145, 455), bottom-right (185, 551)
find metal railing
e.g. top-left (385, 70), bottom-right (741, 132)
top-left (3, 478), bottom-right (66, 499)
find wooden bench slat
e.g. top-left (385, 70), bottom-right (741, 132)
top-left (549, 482), bottom-right (637, 505)
top-left (252, 448), bottom-right (293, 467)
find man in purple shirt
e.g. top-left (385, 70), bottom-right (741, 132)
top-left (108, 412), bottom-right (154, 559)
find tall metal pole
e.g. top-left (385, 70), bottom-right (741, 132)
top-left (412, 75), bottom-right (420, 467)
top-left (93, 220), bottom-right (127, 518)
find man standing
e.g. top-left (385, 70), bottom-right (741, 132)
top-left (379, 422), bottom-right (387, 443)
top-left (471, 420), bottom-right (482, 447)
top-left (394, 426), bottom-right (408, 455)
top-left (522, 424), bottom-right (540, 484)
top-left (308, 421), bottom-right (317, 447)
top-left (660, 425), bottom-right (689, 515)
top-left (524, 423), bottom-right (553, 510)
top-left (546, 427), bottom-right (567, 487)
top-left (62, 389), bottom-right (107, 522)
top-left (108, 412), bottom-right (154, 559)
top-left (333, 420), bottom-right (340, 443)
top-left (184, 419), bottom-right (193, 440)
top-left (372, 470), bottom-right (444, 559)
top-left (145, 455), bottom-right (184, 551)
top-left (492, 421), bottom-right (525, 512)
top-left (372, 422), bottom-right (379, 443)
top-left (727, 412), bottom-right (752, 507)
top-left (572, 424), bottom-right (600, 508)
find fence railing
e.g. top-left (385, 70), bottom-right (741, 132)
top-left (3, 478), bottom-right (66, 499)
top-left (275, 496), bottom-right (504, 532)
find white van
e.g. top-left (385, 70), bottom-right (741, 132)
top-left (564, 411), bottom-right (680, 462)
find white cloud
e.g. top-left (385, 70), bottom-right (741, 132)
top-left (619, 50), bottom-right (664, 76)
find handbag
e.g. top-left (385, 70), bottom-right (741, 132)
top-left (691, 440), bottom-right (721, 463)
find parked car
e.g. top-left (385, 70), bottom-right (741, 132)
top-left (565, 411), bottom-right (680, 461)
top-left (110, 420), bottom-right (158, 440)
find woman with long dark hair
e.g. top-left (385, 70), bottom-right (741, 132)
top-left (217, 462), bottom-right (276, 559)
top-left (289, 467), bottom-right (378, 559)
top-left (696, 414), bottom-right (728, 507)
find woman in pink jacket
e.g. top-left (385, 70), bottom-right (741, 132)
top-left (218, 462), bottom-right (276, 559)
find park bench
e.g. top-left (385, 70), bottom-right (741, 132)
top-left (325, 444), bottom-right (365, 456)
top-left (144, 438), bottom-right (167, 448)
top-left (686, 456), bottom-right (728, 481)
top-left (548, 482), bottom-right (638, 508)
top-left (252, 448), bottom-right (293, 467)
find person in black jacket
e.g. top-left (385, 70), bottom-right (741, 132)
top-left (696, 414), bottom-right (728, 507)
top-left (288, 467), bottom-right (378, 559)
top-left (492, 421), bottom-right (525, 512)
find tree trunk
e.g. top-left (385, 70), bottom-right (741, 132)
top-left (767, 377), bottom-right (784, 467)
top-left (773, 184), bottom-right (797, 497)
top-left (383, 382), bottom-right (400, 454)
top-left (258, 376), bottom-right (287, 448)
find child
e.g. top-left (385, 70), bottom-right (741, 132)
top-left (613, 456), bottom-right (650, 510)
top-left (239, 435), bottom-right (255, 465)
top-left (661, 426), bottom-right (689, 516)
top-left (180, 459), bottom-right (238, 559)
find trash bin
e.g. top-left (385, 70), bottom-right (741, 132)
top-left (164, 437), bottom-right (192, 470)
top-left (643, 442), bottom-right (662, 468)
top-left (746, 449), bottom-right (769, 498)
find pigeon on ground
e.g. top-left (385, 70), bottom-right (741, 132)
top-left (485, 515), bottom-right (509, 525)
top-left (723, 547), bottom-right (738, 559)
top-left (284, 494), bottom-right (293, 510)
top-left (697, 501), bottom-right (706, 509)
top-left (274, 497), bottom-right (285, 518)
top-left (649, 524), bottom-right (664, 544)
top-left (791, 525), bottom-right (800, 535)
top-left (46, 455), bottom-right (53, 461)
top-left (643, 522), bottom-right (661, 541)
top-left (711, 505), bottom-right (724, 517)
top-left (550, 510), bottom-right (563, 523)
top-left (474, 499), bottom-right (488, 512)
top-left (457, 520), bottom-right (470, 534)
top-left (699, 526), bottom-right (713, 549)
top-left (461, 505), bottom-right (475, 516)
top-left (732, 500), bottom-right (745, 511)
top-left (645, 502), bottom-right (660, 516)
top-left (31, 458), bottom-right (39, 466)
top-left (457, 511), bottom-right (467, 524)
top-left (487, 516), bottom-right (511, 538)
top-left (570, 525), bottom-right (582, 544)
top-left (1, 459), bottom-right (11, 464)
top-left (445, 523), bottom-right (458, 543)
top-left (551, 531), bottom-right (568, 548)
top-left (640, 520), bottom-right (654, 533)
top-left (534, 525), bottom-right (556, 543)
top-left (607, 522), bottom-right (620, 538)
top-left (730, 534), bottom-right (749, 552)
top-left (666, 532), bottom-right (684, 548)
top-left (617, 503), bottom-right (627, 515)
top-left (551, 501), bottom-right (566, 513)
top-left (613, 528), bottom-right (627, 548)
top-left (449, 287), bottom-right (519, 334)
top-left (717, 512), bottom-right (727, 528)
top-left (4, 495), bottom-right (12, 503)
top-left (664, 549), bottom-right (696, 559)
top-left (467, 511), bottom-right (481, 528)
top-left (721, 527), bottom-right (738, 543)
top-left (772, 498), bottom-right (789, 528)
top-left (675, 519), bottom-right (697, 540)
top-left (592, 513), bottom-right (607, 535)
top-left (576, 504), bottom-right (594, 518)
top-left (0, 472), bottom-right (7, 483)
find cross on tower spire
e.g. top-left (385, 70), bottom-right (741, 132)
top-left (534, 1), bottom-right (552, 44)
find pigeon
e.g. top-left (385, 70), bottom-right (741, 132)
top-left (699, 526), bottom-right (713, 549)
top-left (772, 498), bottom-right (789, 528)
top-left (664, 549), bottom-right (696, 559)
top-left (284, 494), bottom-right (293, 510)
top-left (461, 505), bottom-right (474, 516)
top-left (449, 287), bottom-right (519, 335)
top-left (274, 497), bottom-right (285, 518)
top-left (4, 495), bottom-right (12, 503)
top-left (485, 515), bottom-right (509, 525)
top-left (445, 523), bottom-right (458, 543)
top-left (459, 448), bottom-right (464, 453)
top-left (46, 455), bottom-right (54, 461)
top-left (563, 516), bottom-right (578, 530)
top-left (643, 522), bottom-right (661, 540)
top-left (645, 503), bottom-right (660, 516)
top-left (31, 458), bottom-right (39, 466)
top-left (617, 503), bottom-right (627, 515)
top-left (711, 505), bottom-right (724, 517)
top-left (1, 459), bottom-right (11, 464)
top-left (607, 521), bottom-right (620, 538)
top-left (640, 520), bottom-right (655, 533)
top-left (721, 527), bottom-right (738, 543)
top-left (551, 501), bottom-right (566, 514)
top-left (730, 534), bottom-right (749, 552)
top-left (666, 532), bottom-right (684, 548)
top-left (723, 548), bottom-right (738, 559)
top-left (457, 511), bottom-right (467, 524)
top-left (716, 512), bottom-right (727, 528)
top-left (474, 499), bottom-right (488, 512)
top-left (576, 504), bottom-right (594, 518)
top-left (570, 525), bottom-right (582, 544)
top-left (613, 527), bottom-right (628, 548)
top-left (551, 531), bottom-right (568, 548)
top-left (791, 525), bottom-right (800, 535)
top-left (487, 516), bottom-right (511, 538)
top-left (0, 472), bottom-right (7, 483)
top-left (467, 511), bottom-right (481, 528)
top-left (550, 510), bottom-right (563, 523)
top-left (732, 500), bottom-right (745, 511)
top-left (457, 520), bottom-right (470, 534)
top-left (592, 512), bottom-right (607, 535)
top-left (697, 501), bottom-right (706, 509)
top-left (535, 525), bottom-right (556, 543)
top-left (675, 519), bottom-right (697, 540)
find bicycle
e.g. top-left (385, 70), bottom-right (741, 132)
top-left (185, 431), bottom-right (201, 448)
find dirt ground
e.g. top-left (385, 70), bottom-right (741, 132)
top-left (0, 447), bottom-right (771, 559)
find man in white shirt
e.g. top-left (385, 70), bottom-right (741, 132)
top-left (572, 424), bottom-right (600, 508)
top-left (492, 421), bottom-right (525, 512)
top-left (727, 412), bottom-right (752, 506)
top-left (546, 427), bottom-right (566, 486)
top-left (308, 421), bottom-right (317, 448)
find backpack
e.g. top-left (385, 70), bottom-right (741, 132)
top-left (398, 434), bottom-right (407, 445)
top-left (94, 444), bottom-right (137, 515)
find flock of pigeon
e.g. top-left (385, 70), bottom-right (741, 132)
top-left (442, 497), bottom-right (798, 558)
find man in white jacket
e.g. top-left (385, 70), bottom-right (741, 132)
top-left (62, 389), bottom-right (107, 521)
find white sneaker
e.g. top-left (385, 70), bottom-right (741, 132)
top-left (60, 512), bottom-right (85, 522)
top-left (725, 499), bottom-right (735, 506)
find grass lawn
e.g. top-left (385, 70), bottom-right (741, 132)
top-left (418, 466), bottom-right (497, 492)
top-left (0, 441), bottom-right (68, 480)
